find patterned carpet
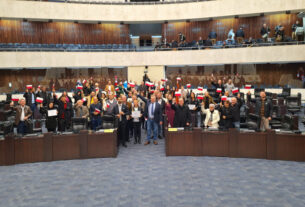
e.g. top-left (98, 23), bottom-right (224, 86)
top-left (1, 135), bottom-right (305, 207)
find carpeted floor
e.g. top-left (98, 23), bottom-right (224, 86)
top-left (0, 134), bottom-right (305, 207)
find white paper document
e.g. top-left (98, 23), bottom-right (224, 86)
top-left (132, 111), bottom-right (141, 118)
top-left (188, 104), bottom-right (196, 110)
top-left (48, 109), bottom-right (57, 117)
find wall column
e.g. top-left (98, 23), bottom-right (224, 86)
top-left (128, 66), bottom-right (165, 84)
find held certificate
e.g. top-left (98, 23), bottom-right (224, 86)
top-left (132, 111), bottom-right (141, 118)
top-left (188, 104), bottom-right (196, 110)
top-left (48, 109), bottom-right (57, 117)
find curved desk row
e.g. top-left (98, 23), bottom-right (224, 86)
top-left (165, 129), bottom-right (305, 162)
top-left (0, 130), bottom-right (117, 166)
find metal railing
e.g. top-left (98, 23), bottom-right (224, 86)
top-left (0, 41), bottom-right (304, 52)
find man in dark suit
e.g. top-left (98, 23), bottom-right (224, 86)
top-left (36, 86), bottom-right (51, 107)
top-left (115, 96), bottom-right (130, 147)
top-left (171, 98), bottom-right (191, 127)
top-left (156, 92), bottom-right (165, 139)
top-left (139, 94), bottom-right (162, 145)
top-left (23, 87), bottom-right (36, 117)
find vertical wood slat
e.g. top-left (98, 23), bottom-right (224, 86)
top-left (0, 20), bottom-right (129, 44)
top-left (162, 13), bottom-right (300, 42)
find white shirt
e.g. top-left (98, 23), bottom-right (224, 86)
top-left (149, 103), bottom-right (155, 119)
top-left (20, 106), bottom-right (25, 121)
top-left (118, 104), bottom-right (122, 121)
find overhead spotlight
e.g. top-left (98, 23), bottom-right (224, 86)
top-left (74, 20), bottom-right (78, 24)
top-left (98, 21), bottom-right (101, 24)
top-left (208, 18), bottom-right (213, 21)
top-left (186, 19), bottom-right (190, 23)
top-left (234, 15), bottom-right (239, 19)
top-left (286, 10), bottom-right (291, 14)
top-left (164, 20), bottom-right (168, 24)
top-left (120, 21), bottom-right (124, 25)
top-left (23, 18), bottom-right (28, 22)
top-left (48, 19), bottom-right (53, 23)
top-left (260, 13), bottom-right (264, 17)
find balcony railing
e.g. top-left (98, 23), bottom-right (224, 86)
top-left (0, 41), bottom-right (304, 52)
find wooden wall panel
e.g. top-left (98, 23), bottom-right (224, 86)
top-left (0, 67), bottom-right (128, 92)
top-left (166, 63), bottom-right (305, 88)
top-left (0, 20), bottom-right (130, 44)
top-left (163, 13), bottom-right (301, 42)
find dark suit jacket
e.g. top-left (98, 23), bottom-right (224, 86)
top-left (23, 92), bottom-right (36, 106)
top-left (157, 98), bottom-right (166, 114)
top-left (12, 105), bottom-right (32, 125)
top-left (138, 95), bottom-right (162, 123)
top-left (115, 104), bottom-right (130, 123)
top-left (36, 91), bottom-right (51, 106)
top-left (255, 98), bottom-right (273, 118)
top-left (57, 101), bottom-right (73, 123)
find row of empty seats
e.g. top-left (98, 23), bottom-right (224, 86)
top-left (0, 43), bottom-right (137, 51)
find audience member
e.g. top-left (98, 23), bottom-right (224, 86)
top-left (10, 98), bottom-right (33, 135)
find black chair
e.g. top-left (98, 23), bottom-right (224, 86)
top-left (246, 113), bottom-right (260, 131)
top-left (33, 119), bottom-right (44, 134)
top-left (0, 121), bottom-right (14, 136)
top-left (281, 114), bottom-right (294, 131)
top-left (269, 105), bottom-right (282, 129)
top-left (286, 93), bottom-right (301, 115)
top-left (101, 115), bottom-right (116, 129)
top-left (278, 88), bottom-right (291, 98)
top-left (72, 117), bottom-right (88, 133)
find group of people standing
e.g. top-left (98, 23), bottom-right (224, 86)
top-left (9, 73), bottom-right (273, 147)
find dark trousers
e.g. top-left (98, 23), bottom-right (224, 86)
top-left (30, 103), bottom-right (36, 118)
top-left (128, 119), bottom-right (133, 138)
top-left (91, 116), bottom-right (102, 130)
top-left (118, 121), bottom-right (127, 145)
top-left (58, 119), bottom-right (67, 132)
top-left (133, 122), bottom-right (141, 142)
top-left (17, 121), bottom-right (27, 135)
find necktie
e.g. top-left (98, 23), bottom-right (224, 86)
top-left (151, 103), bottom-right (154, 118)
top-left (80, 107), bottom-right (83, 117)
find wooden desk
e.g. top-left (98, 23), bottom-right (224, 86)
top-left (237, 132), bottom-right (267, 159)
top-left (202, 131), bottom-right (229, 157)
top-left (52, 134), bottom-right (81, 161)
top-left (14, 135), bottom-right (45, 164)
top-left (166, 129), bottom-right (305, 162)
top-left (0, 136), bottom-right (14, 166)
top-left (0, 130), bottom-right (118, 166)
top-left (87, 130), bottom-right (118, 158)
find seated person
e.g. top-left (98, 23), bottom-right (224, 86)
top-left (202, 104), bottom-right (220, 129)
top-left (10, 98), bottom-right (32, 135)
